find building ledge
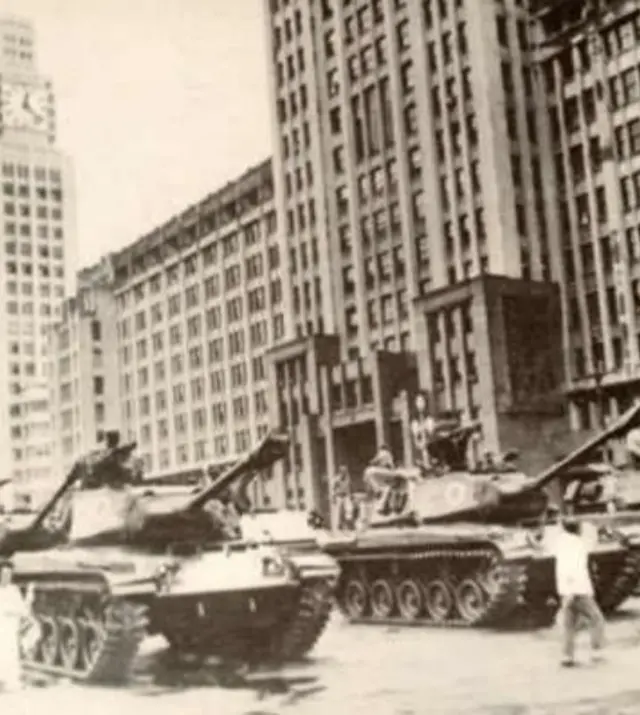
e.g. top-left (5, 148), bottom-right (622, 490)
top-left (565, 365), bottom-right (640, 394)
top-left (266, 333), bottom-right (341, 366)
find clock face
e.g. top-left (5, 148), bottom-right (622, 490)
top-left (1, 83), bottom-right (48, 131)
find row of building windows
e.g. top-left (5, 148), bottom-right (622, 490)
top-left (5, 261), bottom-right (64, 278)
top-left (6, 281), bottom-right (64, 298)
top-left (5, 223), bottom-right (64, 240)
top-left (6, 301), bottom-right (59, 317)
top-left (140, 423), bottom-right (269, 469)
top-left (118, 315), bottom-right (284, 368)
top-left (3, 198), bottom-right (63, 220)
top-left (116, 240), bottom-right (279, 311)
top-left (119, 388), bottom-right (270, 428)
top-left (119, 281), bottom-right (282, 337)
top-left (1, 164), bottom-right (61, 183)
top-left (5, 241), bottom-right (64, 258)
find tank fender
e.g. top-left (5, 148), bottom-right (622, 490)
top-left (11, 551), bottom-right (177, 598)
top-left (483, 529), bottom-right (547, 561)
top-left (284, 551), bottom-right (340, 582)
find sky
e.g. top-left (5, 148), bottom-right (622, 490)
top-left (3, 0), bottom-right (273, 270)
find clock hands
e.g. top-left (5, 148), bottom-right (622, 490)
top-left (21, 90), bottom-right (45, 125)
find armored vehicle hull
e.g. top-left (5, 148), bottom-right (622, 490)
top-left (324, 523), bottom-right (639, 628)
top-left (13, 542), bottom-right (336, 683)
top-left (3, 432), bottom-right (339, 685)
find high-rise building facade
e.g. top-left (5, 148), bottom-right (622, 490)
top-left (265, 0), bottom-right (555, 354)
top-left (0, 16), bottom-right (75, 486)
top-left (261, 0), bottom-right (567, 504)
top-left (109, 160), bottom-right (287, 510)
top-left (530, 0), bottom-right (640, 432)
top-left (48, 259), bottom-right (120, 480)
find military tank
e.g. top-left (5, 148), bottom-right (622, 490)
top-left (0, 432), bottom-right (339, 685)
top-left (319, 404), bottom-right (640, 629)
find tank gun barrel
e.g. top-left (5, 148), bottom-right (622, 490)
top-left (185, 432), bottom-right (289, 512)
top-left (28, 441), bottom-right (137, 533)
top-left (524, 401), bottom-right (640, 494)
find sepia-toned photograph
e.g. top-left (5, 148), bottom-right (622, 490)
top-left (1, 0), bottom-right (640, 712)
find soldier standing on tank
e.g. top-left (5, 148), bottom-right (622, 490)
top-left (364, 446), bottom-right (395, 497)
top-left (410, 393), bottom-right (436, 470)
top-left (332, 466), bottom-right (354, 530)
top-left (370, 445), bottom-right (395, 470)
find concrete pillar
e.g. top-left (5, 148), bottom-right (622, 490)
top-left (299, 414), bottom-right (324, 513)
top-left (469, 283), bottom-right (499, 454)
top-left (320, 363), bottom-right (336, 473)
top-left (266, 356), bottom-right (281, 430)
top-left (398, 390), bottom-right (413, 468)
top-left (370, 353), bottom-right (393, 449)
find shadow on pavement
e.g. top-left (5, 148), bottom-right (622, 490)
top-left (132, 646), bottom-right (327, 704)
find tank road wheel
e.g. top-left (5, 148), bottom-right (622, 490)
top-left (424, 580), bottom-right (453, 624)
top-left (58, 617), bottom-right (81, 671)
top-left (396, 578), bottom-right (423, 621)
top-left (340, 578), bottom-right (369, 620)
top-left (370, 579), bottom-right (395, 618)
top-left (481, 562), bottom-right (503, 599)
top-left (38, 615), bottom-right (60, 667)
top-left (455, 578), bottom-right (487, 625)
top-left (78, 612), bottom-right (106, 674)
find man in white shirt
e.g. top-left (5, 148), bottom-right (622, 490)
top-left (551, 517), bottom-right (605, 667)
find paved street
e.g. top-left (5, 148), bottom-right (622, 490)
top-left (5, 600), bottom-right (640, 714)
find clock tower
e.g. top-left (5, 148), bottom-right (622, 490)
top-left (0, 15), bottom-right (76, 492)
top-left (0, 15), bottom-right (56, 145)
top-left (1, 81), bottom-right (54, 139)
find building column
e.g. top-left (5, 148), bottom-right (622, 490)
top-left (370, 353), bottom-right (393, 450)
top-left (299, 414), bottom-right (325, 514)
top-left (469, 284), bottom-right (499, 454)
top-left (412, 306), bottom-right (433, 392)
top-left (398, 389), bottom-right (413, 468)
top-left (266, 358), bottom-right (281, 430)
top-left (320, 363), bottom-right (336, 472)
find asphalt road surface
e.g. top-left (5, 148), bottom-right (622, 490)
top-left (7, 600), bottom-right (640, 714)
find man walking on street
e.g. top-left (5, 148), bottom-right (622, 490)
top-left (550, 516), bottom-right (606, 667)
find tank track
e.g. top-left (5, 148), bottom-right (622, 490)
top-left (164, 577), bottom-right (335, 665)
top-left (509, 547), bottom-right (640, 628)
top-left (262, 578), bottom-right (334, 661)
top-left (591, 546), bottom-right (640, 615)
top-left (334, 546), bottom-right (535, 628)
top-left (20, 581), bottom-right (148, 684)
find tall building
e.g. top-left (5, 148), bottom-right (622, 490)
top-left (109, 160), bottom-right (287, 510)
top-left (0, 16), bottom-right (75, 486)
top-left (48, 259), bottom-right (120, 480)
top-left (530, 0), bottom-right (640, 432)
top-left (265, 0), bottom-right (554, 352)
top-left (261, 0), bottom-right (568, 508)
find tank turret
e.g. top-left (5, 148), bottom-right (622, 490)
top-left (0, 437), bottom-right (139, 554)
top-left (359, 404), bottom-right (640, 529)
top-left (0, 430), bottom-right (289, 553)
top-left (115, 430), bottom-right (290, 547)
